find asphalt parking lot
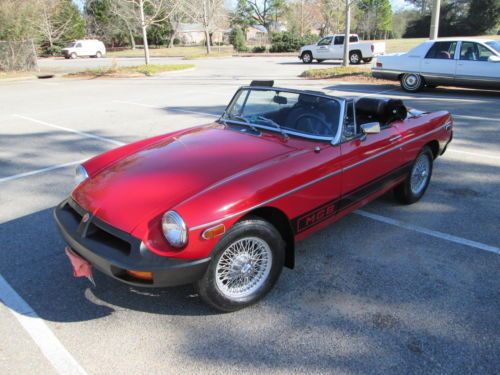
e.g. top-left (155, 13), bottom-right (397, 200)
top-left (1, 56), bottom-right (499, 375)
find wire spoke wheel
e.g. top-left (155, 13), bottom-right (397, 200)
top-left (410, 153), bottom-right (430, 194)
top-left (215, 237), bottom-right (272, 299)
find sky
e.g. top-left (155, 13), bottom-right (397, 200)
top-left (73, 0), bottom-right (413, 13)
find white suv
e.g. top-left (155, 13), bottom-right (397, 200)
top-left (62, 40), bottom-right (106, 59)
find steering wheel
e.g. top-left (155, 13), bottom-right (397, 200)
top-left (293, 114), bottom-right (331, 136)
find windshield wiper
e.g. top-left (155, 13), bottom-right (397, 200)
top-left (221, 115), bottom-right (259, 133)
top-left (256, 116), bottom-right (289, 139)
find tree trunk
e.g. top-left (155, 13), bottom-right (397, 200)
top-left (168, 19), bottom-right (180, 48)
top-left (204, 29), bottom-right (211, 54)
top-left (128, 26), bottom-right (136, 50)
top-left (342, 0), bottom-right (351, 67)
top-left (139, 0), bottom-right (150, 65)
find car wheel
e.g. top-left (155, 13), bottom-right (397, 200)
top-left (96, 51), bottom-right (102, 58)
top-left (362, 58), bottom-right (372, 63)
top-left (400, 73), bottom-right (424, 92)
top-left (349, 51), bottom-right (361, 64)
top-left (301, 52), bottom-right (313, 64)
top-left (317, 59), bottom-right (324, 63)
top-left (394, 146), bottom-right (433, 204)
top-left (196, 217), bottom-right (285, 312)
top-left (70, 52), bottom-right (77, 59)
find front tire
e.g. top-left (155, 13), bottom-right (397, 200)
top-left (196, 218), bottom-right (285, 312)
top-left (70, 52), bottom-right (77, 59)
top-left (394, 147), bottom-right (433, 204)
top-left (401, 73), bottom-right (424, 92)
top-left (301, 52), bottom-right (313, 64)
top-left (96, 51), bottom-right (102, 58)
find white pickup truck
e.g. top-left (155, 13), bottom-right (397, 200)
top-left (298, 34), bottom-right (385, 64)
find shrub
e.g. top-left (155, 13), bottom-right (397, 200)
top-left (270, 32), bottom-right (318, 53)
top-left (252, 45), bottom-right (266, 53)
top-left (229, 27), bottom-right (247, 52)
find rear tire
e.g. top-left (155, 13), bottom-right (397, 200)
top-left (70, 52), bottom-right (77, 59)
top-left (301, 52), bottom-right (313, 64)
top-left (349, 51), bottom-right (362, 64)
top-left (394, 147), bottom-right (433, 204)
top-left (401, 73), bottom-right (424, 92)
top-left (96, 51), bottom-right (102, 58)
top-left (196, 218), bottom-right (285, 312)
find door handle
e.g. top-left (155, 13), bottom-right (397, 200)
top-left (389, 135), bottom-right (402, 142)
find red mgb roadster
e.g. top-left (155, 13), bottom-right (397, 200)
top-left (54, 81), bottom-right (453, 311)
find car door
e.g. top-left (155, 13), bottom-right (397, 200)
top-left (314, 36), bottom-right (334, 59)
top-left (420, 41), bottom-right (458, 85)
top-left (455, 41), bottom-right (500, 88)
top-left (74, 42), bottom-right (83, 56)
top-left (338, 101), bottom-right (404, 214)
top-left (331, 36), bottom-right (346, 59)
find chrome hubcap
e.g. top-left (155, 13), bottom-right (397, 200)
top-left (303, 54), bottom-right (311, 62)
top-left (410, 154), bottom-right (430, 194)
top-left (215, 237), bottom-right (272, 299)
top-left (351, 54), bottom-right (359, 63)
top-left (406, 75), bottom-right (417, 86)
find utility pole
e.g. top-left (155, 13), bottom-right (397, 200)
top-left (342, 0), bottom-right (351, 66)
top-left (429, 0), bottom-right (440, 40)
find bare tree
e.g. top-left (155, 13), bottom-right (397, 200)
top-left (109, 0), bottom-right (180, 64)
top-left (184, 0), bottom-right (226, 54)
top-left (35, 0), bottom-right (73, 50)
top-left (286, 0), bottom-right (321, 36)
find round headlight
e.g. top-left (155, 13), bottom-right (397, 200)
top-left (75, 165), bottom-right (89, 186)
top-left (162, 211), bottom-right (187, 248)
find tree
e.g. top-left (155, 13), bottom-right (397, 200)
top-left (35, 0), bottom-right (85, 54)
top-left (467, 0), bottom-right (499, 35)
top-left (342, 0), bottom-right (356, 66)
top-left (0, 0), bottom-right (40, 41)
top-left (229, 26), bottom-right (247, 51)
top-left (234, 0), bottom-right (287, 32)
top-left (356, 0), bottom-right (392, 39)
top-left (318, 0), bottom-right (345, 36)
top-left (108, 0), bottom-right (181, 64)
top-left (184, 0), bottom-right (226, 54)
top-left (286, 0), bottom-right (321, 36)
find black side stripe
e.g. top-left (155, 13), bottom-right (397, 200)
top-left (291, 162), bottom-right (412, 234)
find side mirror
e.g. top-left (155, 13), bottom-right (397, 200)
top-left (488, 55), bottom-right (500, 62)
top-left (361, 122), bottom-right (381, 134)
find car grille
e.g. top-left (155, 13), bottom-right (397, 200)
top-left (62, 200), bottom-right (132, 255)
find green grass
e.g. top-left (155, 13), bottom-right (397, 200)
top-left (384, 34), bottom-right (498, 53)
top-left (107, 45), bottom-right (234, 58)
top-left (300, 66), bottom-right (371, 79)
top-left (65, 63), bottom-right (194, 78)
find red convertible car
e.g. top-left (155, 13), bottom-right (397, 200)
top-left (55, 81), bottom-right (453, 311)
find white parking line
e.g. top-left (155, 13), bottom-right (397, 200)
top-left (453, 114), bottom-right (498, 122)
top-left (0, 159), bottom-right (86, 184)
top-left (13, 114), bottom-right (125, 146)
top-left (355, 210), bottom-right (500, 255)
top-left (113, 100), bottom-right (220, 117)
top-left (0, 274), bottom-right (88, 375)
top-left (447, 149), bottom-right (500, 161)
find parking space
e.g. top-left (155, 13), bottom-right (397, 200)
top-left (1, 57), bottom-right (499, 374)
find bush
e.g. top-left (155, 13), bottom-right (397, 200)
top-left (229, 27), bottom-right (247, 52)
top-left (270, 32), bottom-right (318, 53)
top-left (43, 45), bottom-right (62, 57)
top-left (252, 45), bottom-right (266, 53)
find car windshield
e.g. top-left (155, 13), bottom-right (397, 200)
top-left (485, 41), bottom-right (500, 53)
top-left (222, 88), bottom-right (342, 139)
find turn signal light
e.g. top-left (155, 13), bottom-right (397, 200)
top-left (126, 270), bottom-right (153, 281)
top-left (376, 62), bottom-right (382, 68)
top-left (202, 224), bottom-right (226, 240)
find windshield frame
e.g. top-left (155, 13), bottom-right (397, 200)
top-left (485, 40), bottom-right (500, 54)
top-left (220, 86), bottom-right (345, 144)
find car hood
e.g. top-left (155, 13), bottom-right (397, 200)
top-left (72, 125), bottom-right (298, 233)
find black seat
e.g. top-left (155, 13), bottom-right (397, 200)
top-left (285, 94), bottom-right (339, 136)
top-left (355, 97), bottom-right (407, 126)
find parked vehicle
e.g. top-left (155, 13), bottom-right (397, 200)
top-left (62, 40), bottom-right (106, 59)
top-left (54, 81), bottom-right (453, 312)
top-left (373, 38), bottom-right (500, 92)
top-left (298, 34), bottom-right (385, 64)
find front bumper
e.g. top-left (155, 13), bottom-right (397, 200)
top-left (53, 198), bottom-right (210, 287)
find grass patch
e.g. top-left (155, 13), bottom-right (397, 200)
top-left (107, 45), bottom-right (234, 58)
top-left (0, 71), bottom-right (35, 80)
top-left (300, 66), bottom-right (371, 79)
top-left (65, 63), bottom-right (194, 78)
